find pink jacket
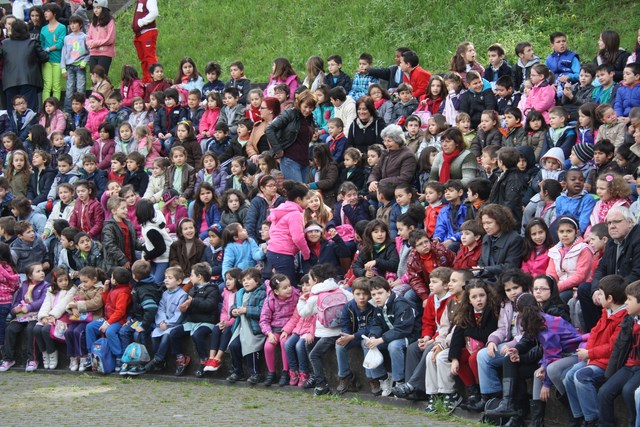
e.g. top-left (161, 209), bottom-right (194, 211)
top-left (266, 201), bottom-right (310, 259)
top-left (163, 205), bottom-right (188, 234)
top-left (86, 108), bottom-right (109, 140)
top-left (521, 247), bottom-right (550, 277)
top-left (263, 74), bottom-right (299, 99)
top-left (0, 261), bottom-right (19, 305)
top-left (121, 79), bottom-right (145, 108)
top-left (546, 238), bottom-right (594, 292)
top-left (86, 20), bottom-right (116, 58)
top-left (523, 81), bottom-right (556, 123)
top-left (259, 288), bottom-right (300, 334)
top-left (137, 137), bottom-right (162, 169)
top-left (220, 288), bottom-right (237, 328)
top-left (126, 198), bottom-right (142, 238)
top-left (282, 306), bottom-right (316, 336)
top-left (198, 107), bottom-right (220, 139)
top-left (90, 138), bottom-right (115, 170)
top-left (38, 109), bottom-right (66, 138)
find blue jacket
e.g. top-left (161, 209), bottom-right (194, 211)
top-left (245, 194), bottom-right (286, 241)
top-left (339, 299), bottom-right (375, 341)
top-left (433, 203), bottom-right (468, 243)
top-left (389, 200), bottom-right (421, 238)
top-left (545, 50), bottom-right (580, 81)
top-left (614, 82), bottom-right (640, 117)
top-left (555, 190), bottom-right (597, 234)
top-left (298, 235), bottom-right (350, 276)
top-left (9, 109), bottom-right (38, 141)
top-left (154, 287), bottom-right (188, 331)
top-left (222, 238), bottom-right (263, 277)
top-left (78, 168), bottom-right (108, 199)
top-left (368, 292), bottom-right (420, 344)
top-left (327, 199), bottom-right (371, 230)
top-left (540, 127), bottom-right (577, 160)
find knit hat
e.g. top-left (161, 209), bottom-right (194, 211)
top-left (208, 224), bottom-right (223, 239)
top-left (572, 143), bottom-right (594, 164)
top-left (162, 189), bottom-right (179, 204)
top-left (93, 0), bottom-right (109, 9)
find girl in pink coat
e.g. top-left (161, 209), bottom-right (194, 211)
top-left (39, 98), bottom-right (66, 138)
top-left (259, 273), bottom-right (300, 386)
top-left (120, 65), bottom-right (145, 108)
top-left (523, 64), bottom-right (556, 123)
top-left (86, 93), bottom-right (109, 140)
top-left (263, 58), bottom-right (299, 99)
top-left (86, 1), bottom-right (116, 74)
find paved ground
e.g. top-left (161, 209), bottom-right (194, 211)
top-left (0, 371), bottom-right (477, 427)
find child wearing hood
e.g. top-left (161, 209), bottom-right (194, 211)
top-left (521, 147), bottom-right (565, 228)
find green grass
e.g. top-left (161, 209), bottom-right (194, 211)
top-left (110, 0), bottom-right (640, 86)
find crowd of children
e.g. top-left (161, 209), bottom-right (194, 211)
top-left (1, 9), bottom-right (640, 424)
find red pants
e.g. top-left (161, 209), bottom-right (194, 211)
top-left (457, 348), bottom-right (480, 386)
top-left (133, 30), bottom-right (158, 84)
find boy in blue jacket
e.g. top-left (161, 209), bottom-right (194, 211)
top-left (118, 259), bottom-right (161, 374)
top-left (433, 180), bottom-right (467, 252)
top-left (365, 276), bottom-right (420, 396)
top-left (545, 32), bottom-right (581, 98)
top-left (614, 62), bottom-right (640, 118)
top-left (334, 277), bottom-right (377, 394)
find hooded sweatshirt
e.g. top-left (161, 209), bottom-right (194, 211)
top-left (266, 200), bottom-right (310, 259)
top-left (297, 278), bottom-right (354, 338)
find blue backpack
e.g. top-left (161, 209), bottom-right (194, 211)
top-left (91, 338), bottom-right (116, 374)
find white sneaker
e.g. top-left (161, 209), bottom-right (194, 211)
top-left (42, 353), bottom-right (50, 370)
top-left (49, 351), bottom-right (58, 370)
top-left (380, 375), bottom-right (393, 397)
top-left (25, 360), bottom-right (38, 372)
top-left (78, 356), bottom-right (91, 372)
top-left (69, 357), bottom-right (79, 371)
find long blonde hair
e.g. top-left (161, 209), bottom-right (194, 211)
top-left (303, 190), bottom-right (333, 228)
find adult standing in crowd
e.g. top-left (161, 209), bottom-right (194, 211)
top-left (131, 0), bottom-right (158, 84)
top-left (246, 97), bottom-right (280, 165)
top-left (87, 0), bottom-right (116, 75)
top-left (0, 19), bottom-right (48, 113)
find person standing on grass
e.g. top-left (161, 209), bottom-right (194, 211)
top-left (131, 0), bottom-right (158, 84)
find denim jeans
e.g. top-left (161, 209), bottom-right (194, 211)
top-left (405, 341), bottom-right (435, 392)
top-left (118, 320), bottom-right (151, 352)
top-left (169, 324), bottom-right (211, 361)
top-left (307, 336), bottom-right (338, 385)
top-left (377, 338), bottom-right (408, 382)
top-left (476, 343), bottom-right (509, 394)
top-left (360, 340), bottom-right (388, 379)
top-left (64, 65), bottom-right (87, 112)
top-left (279, 156), bottom-right (308, 183)
top-left (85, 320), bottom-right (123, 359)
top-left (151, 334), bottom-right (171, 361)
top-left (150, 262), bottom-right (168, 286)
top-left (284, 333), bottom-right (310, 373)
top-left (598, 365), bottom-right (640, 427)
top-left (563, 361), bottom-right (604, 421)
top-left (532, 355), bottom-right (576, 399)
top-left (635, 387), bottom-right (640, 427)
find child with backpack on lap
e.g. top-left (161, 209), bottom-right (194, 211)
top-left (118, 260), bottom-right (162, 375)
top-left (298, 263), bottom-right (353, 395)
top-left (84, 267), bottom-right (132, 373)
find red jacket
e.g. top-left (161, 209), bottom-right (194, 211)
top-left (69, 198), bottom-right (105, 239)
top-left (453, 244), bottom-right (482, 270)
top-left (407, 244), bottom-right (455, 301)
top-left (90, 138), bottom-right (116, 170)
top-left (586, 307), bottom-right (627, 369)
top-left (425, 203), bottom-right (444, 238)
top-left (121, 79), bottom-right (145, 108)
top-left (422, 293), bottom-right (452, 338)
top-left (103, 283), bottom-right (132, 325)
top-left (403, 65), bottom-right (433, 99)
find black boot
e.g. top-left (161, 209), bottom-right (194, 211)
top-left (263, 371), bottom-right (277, 386)
top-left (466, 392), bottom-right (499, 412)
top-left (484, 378), bottom-right (518, 417)
top-left (567, 416), bottom-right (583, 427)
top-left (459, 384), bottom-right (480, 410)
top-left (504, 414), bottom-right (524, 427)
top-left (529, 400), bottom-right (545, 427)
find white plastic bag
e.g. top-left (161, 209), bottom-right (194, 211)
top-left (361, 336), bottom-right (384, 369)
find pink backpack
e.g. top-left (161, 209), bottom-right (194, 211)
top-left (317, 288), bottom-right (348, 328)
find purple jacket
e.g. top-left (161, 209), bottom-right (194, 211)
top-left (259, 287), bottom-right (300, 334)
top-left (11, 280), bottom-right (49, 314)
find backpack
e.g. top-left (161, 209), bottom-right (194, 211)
top-left (317, 288), bottom-right (347, 328)
top-left (121, 342), bottom-right (151, 365)
top-left (90, 338), bottom-right (116, 374)
top-left (480, 398), bottom-right (509, 426)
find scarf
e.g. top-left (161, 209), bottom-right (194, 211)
top-left (374, 98), bottom-right (387, 109)
top-left (598, 198), bottom-right (619, 224)
top-left (356, 118), bottom-right (374, 131)
top-left (439, 149), bottom-right (461, 183)
top-left (329, 132), bottom-right (345, 155)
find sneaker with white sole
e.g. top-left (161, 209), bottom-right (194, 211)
top-left (78, 356), bottom-right (91, 372)
top-left (49, 351), bottom-right (58, 370)
top-left (380, 376), bottom-right (393, 397)
top-left (0, 360), bottom-right (15, 372)
top-left (444, 391), bottom-right (463, 413)
top-left (42, 352), bottom-right (50, 370)
top-left (69, 357), bottom-right (79, 371)
top-left (25, 360), bottom-right (38, 372)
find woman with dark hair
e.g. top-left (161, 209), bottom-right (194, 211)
top-left (476, 204), bottom-right (524, 282)
top-left (367, 124), bottom-right (417, 192)
top-left (266, 180), bottom-right (310, 283)
top-left (246, 97), bottom-right (281, 164)
top-left (86, 0), bottom-right (116, 75)
top-left (266, 90), bottom-right (317, 182)
top-left (137, 198), bottom-right (173, 284)
top-left (0, 19), bottom-right (49, 112)
top-left (28, 6), bottom-right (44, 41)
top-left (244, 175), bottom-right (285, 242)
top-left (429, 127), bottom-right (478, 185)
top-left (593, 30), bottom-right (630, 82)
top-left (347, 96), bottom-right (386, 153)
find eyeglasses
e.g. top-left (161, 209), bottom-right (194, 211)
top-left (607, 219), bottom-right (625, 226)
top-left (533, 287), bottom-right (550, 292)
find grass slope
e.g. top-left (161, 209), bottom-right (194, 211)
top-left (111, 0), bottom-right (640, 86)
